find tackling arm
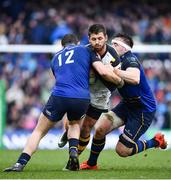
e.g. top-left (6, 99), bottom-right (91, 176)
top-left (114, 67), bottom-right (140, 85)
top-left (92, 61), bottom-right (124, 87)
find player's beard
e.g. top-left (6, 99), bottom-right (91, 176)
top-left (94, 43), bottom-right (105, 53)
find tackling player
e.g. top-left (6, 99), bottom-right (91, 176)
top-left (80, 33), bottom-right (167, 170)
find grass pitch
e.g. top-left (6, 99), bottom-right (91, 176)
top-left (0, 149), bottom-right (171, 179)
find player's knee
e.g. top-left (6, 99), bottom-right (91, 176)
top-left (104, 111), bottom-right (114, 121)
top-left (115, 143), bottom-right (129, 157)
top-left (116, 134), bottom-right (134, 157)
top-left (94, 126), bottom-right (106, 139)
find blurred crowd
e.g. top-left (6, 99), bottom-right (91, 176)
top-left (1, 0), bottom-right (171, 45)
top-left (0, 0), bottom-right (171, 130)
top-left (0, 53), bottom-right (53, 129)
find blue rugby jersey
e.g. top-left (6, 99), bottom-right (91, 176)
top-left (118, 51), bottom-right (157, 112)
top-left (51, 45), bottom-right (99, 99)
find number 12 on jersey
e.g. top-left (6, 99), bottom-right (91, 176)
top-left (58, 50), bottom-right (74, 66)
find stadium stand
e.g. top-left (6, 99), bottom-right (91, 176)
top-left (0, 0), bottom-right (171, 130)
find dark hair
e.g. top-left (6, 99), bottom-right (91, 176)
top-left (88, 24), bottom-right (106, 36)
top-left (114, 33), bottom-right (134, 48)
top-left (61, 34), bottom-right (79, 47)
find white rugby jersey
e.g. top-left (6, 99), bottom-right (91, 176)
top-left (87, 44), bottom-right (120, 109)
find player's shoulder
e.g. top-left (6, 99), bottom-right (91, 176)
top-left (121, 51), bottom-right (140, 69)
top-left (106, 44), bottom-right (117, 54)
top-left (106, 44), bottom-right (115, 51)
top-left (104, 44), bottom-right (119, 62)
top-left (68, 44), bottom-right (85, 50)
top-left (85, 44), bottom-right (92, 48)
top-left (85, 44), bottom-right (93, 51)
top-left (52, 48), bottom-right (64, 63)
top-left (122, 51), bottom-right (138, 63)
top-left (85, 44), bottom-right (98, 55)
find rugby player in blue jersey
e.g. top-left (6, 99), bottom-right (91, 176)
top-left (4, 34), bottom-right (123, 172)
top-left (80, 33), bottom-right (167, 170)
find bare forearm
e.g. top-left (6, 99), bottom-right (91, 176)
top-left (93, 62), bottom-right (121, 84)
top-left (93, 61), bottom-right (124, 86)
top-left (102, 72), bottom-right (122, 85)
top-left (117, 68), bottom-right (140, 85)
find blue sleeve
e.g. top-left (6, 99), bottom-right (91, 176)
top-left (123, 56), bottom-right (140, 70)
top-left (86, 46), bottom-right (101, 63)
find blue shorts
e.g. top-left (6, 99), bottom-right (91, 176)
top-left (43, 95), bottom-right (90, 122)
top-left (112, 101), bottom-right (155, 141)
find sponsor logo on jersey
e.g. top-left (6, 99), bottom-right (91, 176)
top-left (46, 110), bottom-right (52, 116)
top-left (110, 58), bottom-right (116, 63)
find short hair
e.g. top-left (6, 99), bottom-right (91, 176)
top-left (114, 33), bottom-right (134, 48)
top-left (61, 34), bottom-right (79, 47)
top-left (88, 24), bottom-right (106, 37)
